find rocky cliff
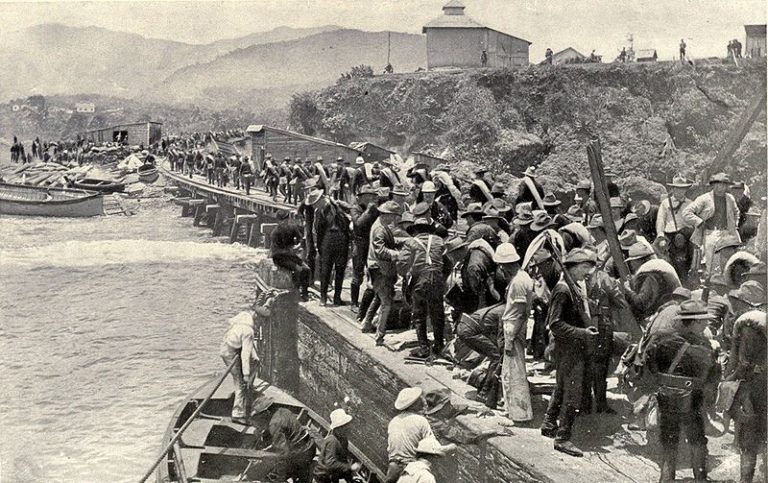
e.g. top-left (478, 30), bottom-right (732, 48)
top-left (290, 60), bottom-right (767, 198)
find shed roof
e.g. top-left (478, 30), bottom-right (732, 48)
top-left (349, 141), bottom-right (395, 154)
top-left (554, 47), bottom-right (585, 59)
top-left (745, 24), bottom-right (766, 36)
top-left (422, 0), bottom-right (531, 44)
top-left (246, 124), bottom-right (356, 151)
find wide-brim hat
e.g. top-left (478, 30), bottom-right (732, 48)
top-left (412, 202), bottom-right (431, 217)
top-left (565, 206), bottom-right (585, 222)
top-left (305, 189), bottom-right (324, 206)
top-left (392, 187), bottom-right (410, 197)
top-left (564, 247), bottom-right (598, 265)
top-left (460, 203), bottom-right (484, 218)
top-left (731, 181), bottom-right (746, 190)
top-left (671, 287), bottom-right (692, 300)
top-left (420, 181), bottom-right (437, 193)
top-left (625, 242), bottom-right (655, 261)
top-left (576, 179), bottom-right (592, 190)
top-left (709, 172), bottom-right (730, 185)
top-left (713, 235), bottom-right (741, 253)
top-left (423, 388), bottom-right (467, 416)
top-left (358, 185), bottom-right (378, 196)
top-left (434, 163), bottom-right (451, 172)
top-left (530, 210), bottom-right (553, 231)
top-left (667, 175), bottom-right (692, 188)
top-left (355, 156), bottom-right (365, 165)
top-left (728, 281), bottom-right (766, 307)
top-left (676, 300), bottom-right (715, 320)
top-left (395, 387), bottom-right (423, 410)
top-left (398, 212), bottom-right (415, 225)
top-left (445, 236), bottom-right (468, 254)
top-left (587, 214), bottom-right (604, 229)
top-left (486, 198), bottom-right (512, 213)
top-left (251, 395), bottom-right (274, 414)
top-left (523, 166), bottom-right (537, 177)
top-left (379, 200), bottom-right (402, 215)
top-left (490, 182), bottom-right (506, 195)
top-left (542, 193), bottom-right (561, 207)
top-left (619, 229), bottom-right (638, 248)
top-left (482, 207), bottom-right (504, 222)
top-left (513, 213), bottom-right (534, 225)
top-left (624, 213), bottom-right (639, 224)
top-left (474, 167), bottom-right (489, 176)
top-left (329, 409), bottom-right (353, 429)
top-left (633, 200), bottom-right (651, 217)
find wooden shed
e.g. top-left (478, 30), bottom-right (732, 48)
top-left (636, 49), bottom-right (658, 62)
top-left (541, 47), bottom-right (586, 65)
top-left (410, 151), bottom-right (447, 171)
top-left (83, 121), bottom-right (162, 146)
top-left (246, 125), bottom-right (360, 171)
top-left (422, 0), bottom-right (531, 69)
top-left (745, 24), bottom-right (766, 58)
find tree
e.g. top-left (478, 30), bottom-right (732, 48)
top-left (338, 64), bottom-right (374, 83)
top-left (288, 92), bottom-right (321, 136)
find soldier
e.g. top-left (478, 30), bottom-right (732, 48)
top-left (643, 300), bottom-right (719, 482)
top-left (540, 247), bottom-right (600, 457)
top-left (313, 409), bottom-right (361, 483)
top-left (683, 172), bottom-right (741, 277)
top-left (350, 186), bottom-right (379, 309)
top-left (463, 203), bottom-right (499, 247)
top-left (398, 217), bottom-right (446, 357)
top-left (362, 201), bottom-right (402, 345)
top-left (456, 303), bottom-right (505, 408)
top-left (219, 309), bottom-right (261, 424)
top-left (623, 242), bottom-right (682, 321)
top-left (510, 203), bottom-right (537, 258)
top-left (655, 175), bottom-right (695, 283)
top-left (723, 310), bottom-right (766, 483)
top-left (516, 166), bottom-right (546, 208)
top-left (418, 182), bottom-right (453, 232)
top-left (271, 211), bottom-right (311, 301)
top-left (310, 189), bottom-right (352, 306)
top-left (469, 167), bottom-right (494, 204)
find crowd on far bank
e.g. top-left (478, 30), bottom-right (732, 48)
top-left (179, 128), bottom-right (768, 483)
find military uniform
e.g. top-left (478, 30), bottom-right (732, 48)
top-left (313, 196), bottom-right (351, 305)
top-left (456, 303), bottom-right (505, 408)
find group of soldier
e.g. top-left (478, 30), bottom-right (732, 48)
top-left (176, 140), bottom-right (768, 482)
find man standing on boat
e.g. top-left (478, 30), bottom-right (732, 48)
top-left (314, 409), bottom-right (362, 483)
top-left (219, 309), bottom-right (262, 424)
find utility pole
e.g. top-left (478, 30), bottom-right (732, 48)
top-left (387, 31), bottom-right (391, 65)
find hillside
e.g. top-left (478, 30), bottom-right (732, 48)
top-left (0, 23), bottom-right (372, 107)
top-left (147, 29), bottom-right (427, 110)
top-left (289, 60), bottom-right (767, 198)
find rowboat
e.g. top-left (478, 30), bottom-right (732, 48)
top-left (138, 165), bottom-right (160, 184)
top-left (156, 375), bottom-right (384, 483)
top-left (71, 177), bottom-right (125, 194)
top-left (0, 182), bottom-right (103, 217)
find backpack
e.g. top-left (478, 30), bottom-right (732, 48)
top-left (445, 258), bottom-right (475, 313)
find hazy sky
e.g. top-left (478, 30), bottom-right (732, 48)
top-left (0, 1), bottom-right (765, 61)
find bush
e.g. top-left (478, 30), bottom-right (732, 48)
top-left (338, 65), bottom-right (374, 83)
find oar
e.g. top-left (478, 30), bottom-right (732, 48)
top-left (138, 356), bottom-right (239, 483)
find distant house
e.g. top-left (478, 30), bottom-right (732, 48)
top-left (745, 24), bottom-right (766, 58)
top-left (540, 47), bottom-right (586, 65)
top-left (422, 0), bottom-right (531, 69)
top-left (75, 102), bottom-right (95, 113)
top-left (348, 141), bottom-right (395, 162)
top-left (636, 49), bottom-right (658, 62)
top-left (83, 121), bottom-right (162, 146)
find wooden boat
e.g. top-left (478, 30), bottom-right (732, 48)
top-left (71, 177), bottom-right (125, 193)
top-left (156, 376), bottom-right (384, 483)
top-left (0, 182), bottom-right (103, 217)
top-left (138, 165), bottom-right (160, 184)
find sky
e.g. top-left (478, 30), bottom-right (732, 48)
top-left (0, 0), bottom-right (765, 61)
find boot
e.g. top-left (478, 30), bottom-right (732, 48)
top-left (740, 450), bottom-right (756, 483)
top-left (350, 283), bottom-right (360, 308)
top-left (540, 418), bottom-right (558, 438)
top-left (554, 440), bottom-right (583, 457)
top-left (691, 445), bottom-right (708, 482)
top-left (658, 451), bottom-right (677, 482)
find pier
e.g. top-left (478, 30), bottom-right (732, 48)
top-left (157, 165), bottom-right (737, 483)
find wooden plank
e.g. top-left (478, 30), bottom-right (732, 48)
top-left (702, 81), bottom-right (767, 182)
top-left (587, 139), bottom-right (630, 281)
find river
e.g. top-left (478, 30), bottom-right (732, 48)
top-left (0, 199), bottom-right (266, 482)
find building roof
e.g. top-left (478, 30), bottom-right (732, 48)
top-left (246, 124), bottom-right (357, 151)
top-left (422, 0), bottom-right (531, 44)
top-left (745, 24), bottom-right (766, 36)
top-left (554, 47), bottom-right (585, 59)
top-left (349, 141), bottom-right (395, 154)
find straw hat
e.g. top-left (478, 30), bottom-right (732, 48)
top-left (415, 437), bottom-right (449, 456)
top-left (493, 243), bottom-right (520, 264)
top-left (667, 175), bottom-right (692, 188)
top-left (530, 210), bottom-right (553, 231)
top-left (329, 409), bottom-right (353, 429)
top-left (355, 156), bottom-right (365, 165)
top-left (394, 387), bottom-right (423, 410)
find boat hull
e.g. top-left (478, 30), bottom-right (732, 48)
top-left (0, 183), bottom-right (103, 217)
top-left (139, 168), bottom-right (159, 184)
top-left (72, 179), bottom-right (125, 194)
